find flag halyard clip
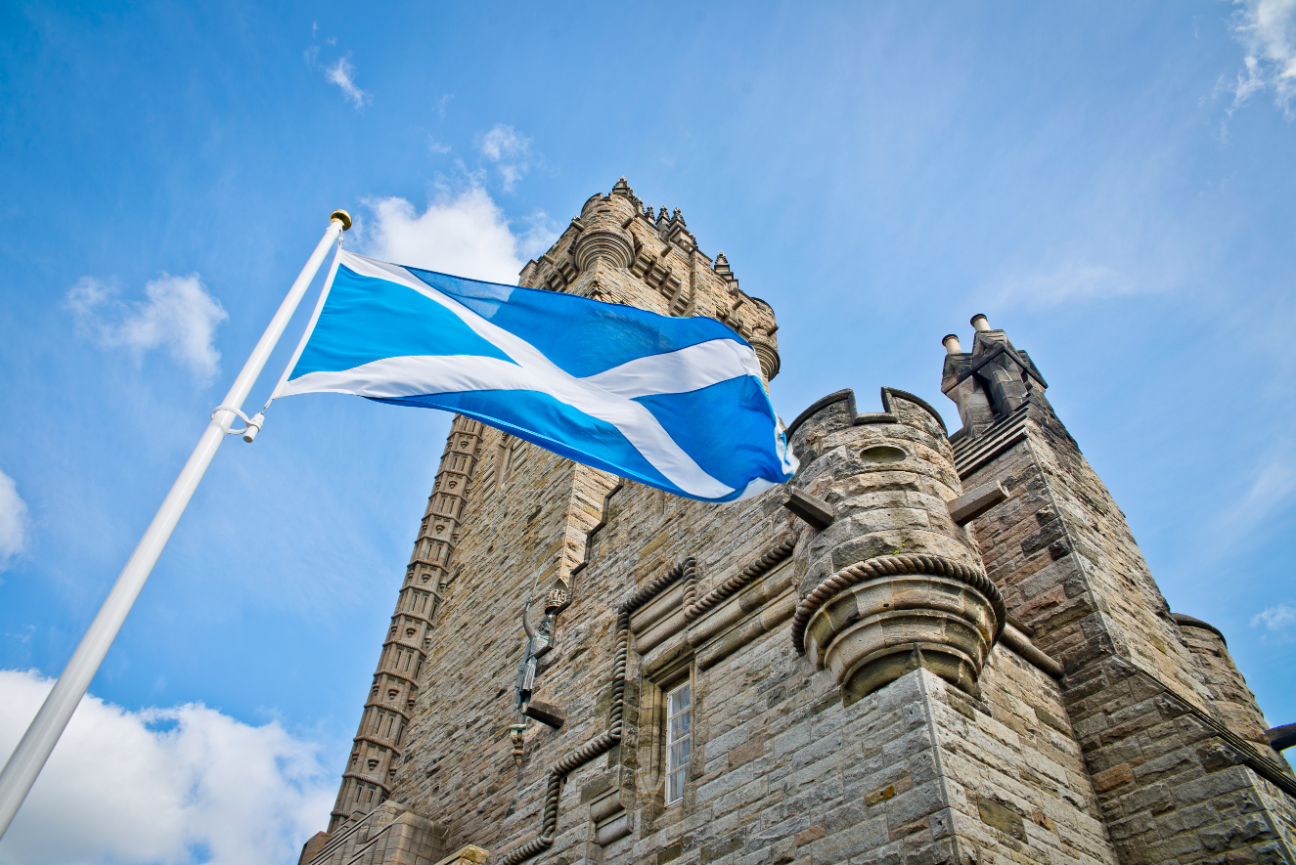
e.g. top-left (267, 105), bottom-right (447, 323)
top-left (210, 405), bottom-right (264, 443)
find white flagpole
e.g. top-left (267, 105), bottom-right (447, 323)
top-left (0, 209), bottom-right (352, 839)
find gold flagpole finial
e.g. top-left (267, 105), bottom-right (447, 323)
top-left (330, 209), bottom-right (353, 231)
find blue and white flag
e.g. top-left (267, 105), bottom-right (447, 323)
top-left (273, 250), bottom-right (798, 502)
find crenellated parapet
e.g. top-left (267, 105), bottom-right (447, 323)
top-left (327, 416), bottom-right (483, 832)
top-left (784, 387), bottom-right (1003, 705)
top-left (517, 179), bottom-right (781, 381)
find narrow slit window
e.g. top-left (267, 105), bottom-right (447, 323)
top-left (665, 682), bottom-right (691, 805)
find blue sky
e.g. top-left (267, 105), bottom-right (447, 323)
top-left (1, 1), bottom-right (1294, 862)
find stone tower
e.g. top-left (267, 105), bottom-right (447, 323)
top-left (298, 182), bottom-right (1295, 865)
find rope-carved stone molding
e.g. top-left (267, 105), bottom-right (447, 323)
top-left (791, 553), bottom-right (1007, 655)
top-left (504, 537), bottom-right (797, 863)
top-left (683, 536), bottom-right (797, 623)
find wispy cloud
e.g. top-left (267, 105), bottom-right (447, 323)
top-left (324, 55), bottom-right (370, 110)
top-left (1219, 450), bottom-right (1296, 528)
top-left (0, 669), bottom-right (333, 865)
top-left (987, 262), bottom-right (1136, 308)
top-left (64, 273), bottom-right (228, 382)
top-left (1228, 0), bottom-right (1296, 116)
top-left (1251, 602), bottom-right (1296, 635)
top-left (428, 137), bottom-right (452, 155)
top-left (304, 27), bottom-right (371, 111)
top-left (360, 183), bottom-right (557, 283)
top-left (0, 468), bottom-right (29, 572)
top-left (477, 124), bottom-right (532, 191)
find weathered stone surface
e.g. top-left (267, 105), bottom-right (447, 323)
top-left (947, 321), bottom-right (1296, 865)
top-left (299, 183), bottom-right (1295, 865)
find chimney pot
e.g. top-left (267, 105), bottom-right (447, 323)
top-left (942, 334), bottom-right (963, 355)
top-left (970, 314), bottom-right (991, 332)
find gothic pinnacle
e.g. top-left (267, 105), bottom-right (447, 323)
top-left (713, 251), bottom-right (735, 282)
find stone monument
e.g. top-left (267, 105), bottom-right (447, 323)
top-left (297, 180), bottom-right (1295, 865)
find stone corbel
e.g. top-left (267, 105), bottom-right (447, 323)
top-left (588, 786), bottom-right (633, 846)
top-left (947, 481), bottom-right (1009, 525)
top-left (782, 487), bottom-right (835, 530)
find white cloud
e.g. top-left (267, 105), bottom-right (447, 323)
top-left (428, 137), bottom-right (452, 155)
top-left (1251, 602), bottom-right (1296, 633)
top-left (361, 185), bottom-right (557, 283)
top-left (988, 262), bottom-right (1136, 308)
top-left (0, 469), bottom-right (28, 572)
top-left (0, 669), bottom-right (333, 865)
top-left (477, 124), bottom-right (531, 191)
top-left (325, 55), bottom-right (370, 110)
top-left (64, 273), bottom-right (228, 383)
top-left (1229, 0), bottom-right (1296, 115)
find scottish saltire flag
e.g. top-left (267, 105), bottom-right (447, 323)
top-left (273, 250), bottom-right (798, 502)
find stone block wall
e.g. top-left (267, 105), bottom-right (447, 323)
top-left (303, 185), bottom-right (1295, 865)
top-left (944, 323), bottom-right (1296, 864)
top-left (960, 401), bottom-right (1208, 704)
top-left (613, 625), bottom-right (1117, 865)
top-left (1066, 656), bottom-right (1296, 863)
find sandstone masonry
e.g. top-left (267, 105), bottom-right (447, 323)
top-left (300, 181), bottom-right (1295, 865)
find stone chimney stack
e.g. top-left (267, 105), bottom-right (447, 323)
top-left (940, 314), bottom-right (1046, 443)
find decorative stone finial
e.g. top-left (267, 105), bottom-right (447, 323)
top-left (611, 177), bottom-right (633, 197)
top-left (644, 205), bottom-right (654, 221)
top-left (672, 208), bottom-right (685, 226)
top-left (657, 206), bottom-right (669, 225)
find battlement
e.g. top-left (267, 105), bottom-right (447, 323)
top-left (517, 179), bottom-right (781, 381)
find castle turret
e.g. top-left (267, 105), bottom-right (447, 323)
top-left (786, 388), bottom-right (1004, 705)
top-left (1173, 613), bottom-right (1273, 752)
top-left (517, 178), bottom-right (779, 381)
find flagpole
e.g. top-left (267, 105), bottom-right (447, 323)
top-left (0, 209), bottom-right (352, 839)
